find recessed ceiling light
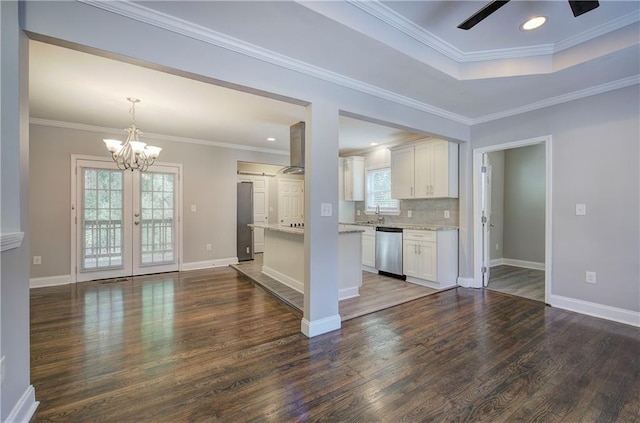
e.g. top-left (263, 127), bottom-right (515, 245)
top-left (370, 142), bottom-right (379, 146)
top-left (521, 16), bottom-right (547, 31)
top-left (266, 137), bottom-right (276, 142)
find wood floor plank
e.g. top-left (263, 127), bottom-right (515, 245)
top-left (31, 267), bottom-right (640, 422)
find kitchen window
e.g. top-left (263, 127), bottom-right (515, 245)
top-left (366, 167), bottom-right (399, 213)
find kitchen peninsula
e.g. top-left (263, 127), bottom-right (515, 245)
top-left (249, 223), bottom-right (364, 300)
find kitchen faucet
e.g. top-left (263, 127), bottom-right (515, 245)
top-left (375, 205), bottom-right (384, 224)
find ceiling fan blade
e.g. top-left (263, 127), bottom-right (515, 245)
top-left (457, 0), bottom-right (511, 30)
top-left (568, 1), bottom-right (600, 17)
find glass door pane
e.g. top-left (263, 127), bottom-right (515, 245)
top-left (140, 172), bottom-right (175, 265)
top-left (76, 160), bottom-right (132, 283)
top-left (82, 168), bottom-right (124, 270)
top-left (133, 165), bottom-right (179, 276)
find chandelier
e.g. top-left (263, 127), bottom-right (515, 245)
top-left (103, 97), bottom-right (162, 171)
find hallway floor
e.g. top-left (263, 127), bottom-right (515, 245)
top-left (486, 265), bottom-right (545, 302)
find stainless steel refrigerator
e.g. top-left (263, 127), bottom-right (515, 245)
top-left (237, 182), bottom-right (254, 261)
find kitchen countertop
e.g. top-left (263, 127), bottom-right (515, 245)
top-left (340, 222), bottom-right (459, 231)
top-left (249, 223), bottom-right (364, 235)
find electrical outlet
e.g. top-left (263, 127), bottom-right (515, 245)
top-left (444, 210), bottom-right (450, 219)
top-left (269, 206), bottom-right (274, 213)
top-left (407, 210), bottom-right (412, 218)
top-left (191, 204), bottom-right (197, 212)
top-left (206, 244), bottom-right (212, 251)
top-left (495, 243), bottom-right (499, 251)
top-left (321, 203), bottom-right (332, 217)
top-left (33, 256), bottom-right (42, 265)
top-left (356, 210), bottom-right (361, 216)
top-left (586, 271), bottom-right (596, 284)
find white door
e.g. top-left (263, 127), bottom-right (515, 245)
top-left (278, 179), bottom-right (304, 225)
top-left (74, 158), bottom-right (180, 282)
top-left (481, 153), bottom-right (492, 286)
top-left (237, 175), bottom-right (269, 253)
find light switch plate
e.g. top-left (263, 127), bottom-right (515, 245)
top-left (407, 210), bottom-right (412, 218)
top-left (33, 256), bottom-right (41, 265)
top-left (357, 210), bottom-right (361, 216)
top-left (321, 203), bottom-right (332, 217)
top-left (575, 203), bottom-right (586, 216)
top-left (191, 204), bottom-right (197, 212)
top-left (586, 271), bottom-right (596, 284)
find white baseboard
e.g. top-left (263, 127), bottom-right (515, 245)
top-left (261, 266), bottom-right (303, 293)
top-left (491, 258), bottom-right (545, 271)
top-left (180, 257), bottom-right (238, 271)
top-left (30, 274), bottom-right (71, 288)
top-left (405, 276), bottom-right (440, 290)
top-left (339, 286), bottom-right (359, 300)
top-left (457, 277), bottom-right (479, 288)
top-left (6, 385), bottom-right (39, 423)
top-left (301, 314), bottom-right (341, 338)
top-left (549, 294), bottom-right (640, 327)
top-left (362, 265), bottom-right (377, 274)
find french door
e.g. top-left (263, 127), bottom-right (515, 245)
top-left (73, 158), bottom-right (181, 283)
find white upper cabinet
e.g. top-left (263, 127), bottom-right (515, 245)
top-left (343, 156), bottom-right (365, 201)
top-left (391, 139), bottom-right (458, 199)
top-left (390, 146), bottom-right (414, 199)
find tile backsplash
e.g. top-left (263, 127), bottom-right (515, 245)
top-left (354, 198), bottom-right (459, 226)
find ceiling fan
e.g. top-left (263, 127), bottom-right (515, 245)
top-left (457, 0), bottom-right (600, 30)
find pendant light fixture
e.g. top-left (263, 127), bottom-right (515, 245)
top-left (103, 97), bottom-right (162, 171)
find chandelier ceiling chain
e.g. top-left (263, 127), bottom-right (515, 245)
top-left (103, 97), bottom-right (162, 172)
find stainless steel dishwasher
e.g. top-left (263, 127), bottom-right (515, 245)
top-left (375, 227), bottom-right (405, 279)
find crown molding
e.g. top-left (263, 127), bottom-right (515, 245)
top-left (554, 11), bottom-right (640, 53)
top-left (29, 118), bottom-right (290, 156)
top-left (351, 1), bottom-right (639, 62)
top-left (346, 0), bottom-right (467, 62)
top-left (471, 75), bottom-right (640, 125)
top-left (78, 0), bottom-right (470, 125)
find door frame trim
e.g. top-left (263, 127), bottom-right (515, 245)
top-left (472, 135), bottom-right (553, 304)
top-left (70, 154), bottom-right (183, 283)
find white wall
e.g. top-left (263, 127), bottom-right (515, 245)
top-left (487, 151), bottom-right (504, 261)
top-left (503, 144), bottom-right (546, 264)
top-left (1, 1), bottom-right (35, 420)
top-left (472, 86), bottom-right (640, 313)
top-left (30, 124), bottom-right (288, 280)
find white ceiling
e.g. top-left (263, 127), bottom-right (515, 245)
top-left (28, 0), bottom-right (639, 155)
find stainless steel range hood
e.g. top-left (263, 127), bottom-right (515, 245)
top-left (281, 121), bottom-right (305, 175)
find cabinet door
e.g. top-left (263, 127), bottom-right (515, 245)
top-left (362, 234), bottom-right (376, 268)
top-left (344, 157), bottom-right (364, 201)
top-left (417, 241), bottom-right (437, 281)
top-left (414, 143), bottom-right (433, 198)
top-left (403, 239), bottom-right (420, 277)
top-left (391, 147), bottom-right (414, 199)
top-left (344, 158), bottom-right (353, 200)
top-left (430, 141), bottom-right (450, 198)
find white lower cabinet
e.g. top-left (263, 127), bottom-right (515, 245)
top-left (403, 229), bottom-right (458, 289)
top-left (361, 226), bottom-right (376, 271)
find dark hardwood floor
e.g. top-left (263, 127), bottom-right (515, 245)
top-left (31, 267), bottom-right (640, 422)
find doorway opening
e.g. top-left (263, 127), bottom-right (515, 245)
top-left (473, 136), bottom-right (552, 303)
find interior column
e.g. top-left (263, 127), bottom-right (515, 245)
top-left (302, 101), bottom-right (341, 337)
